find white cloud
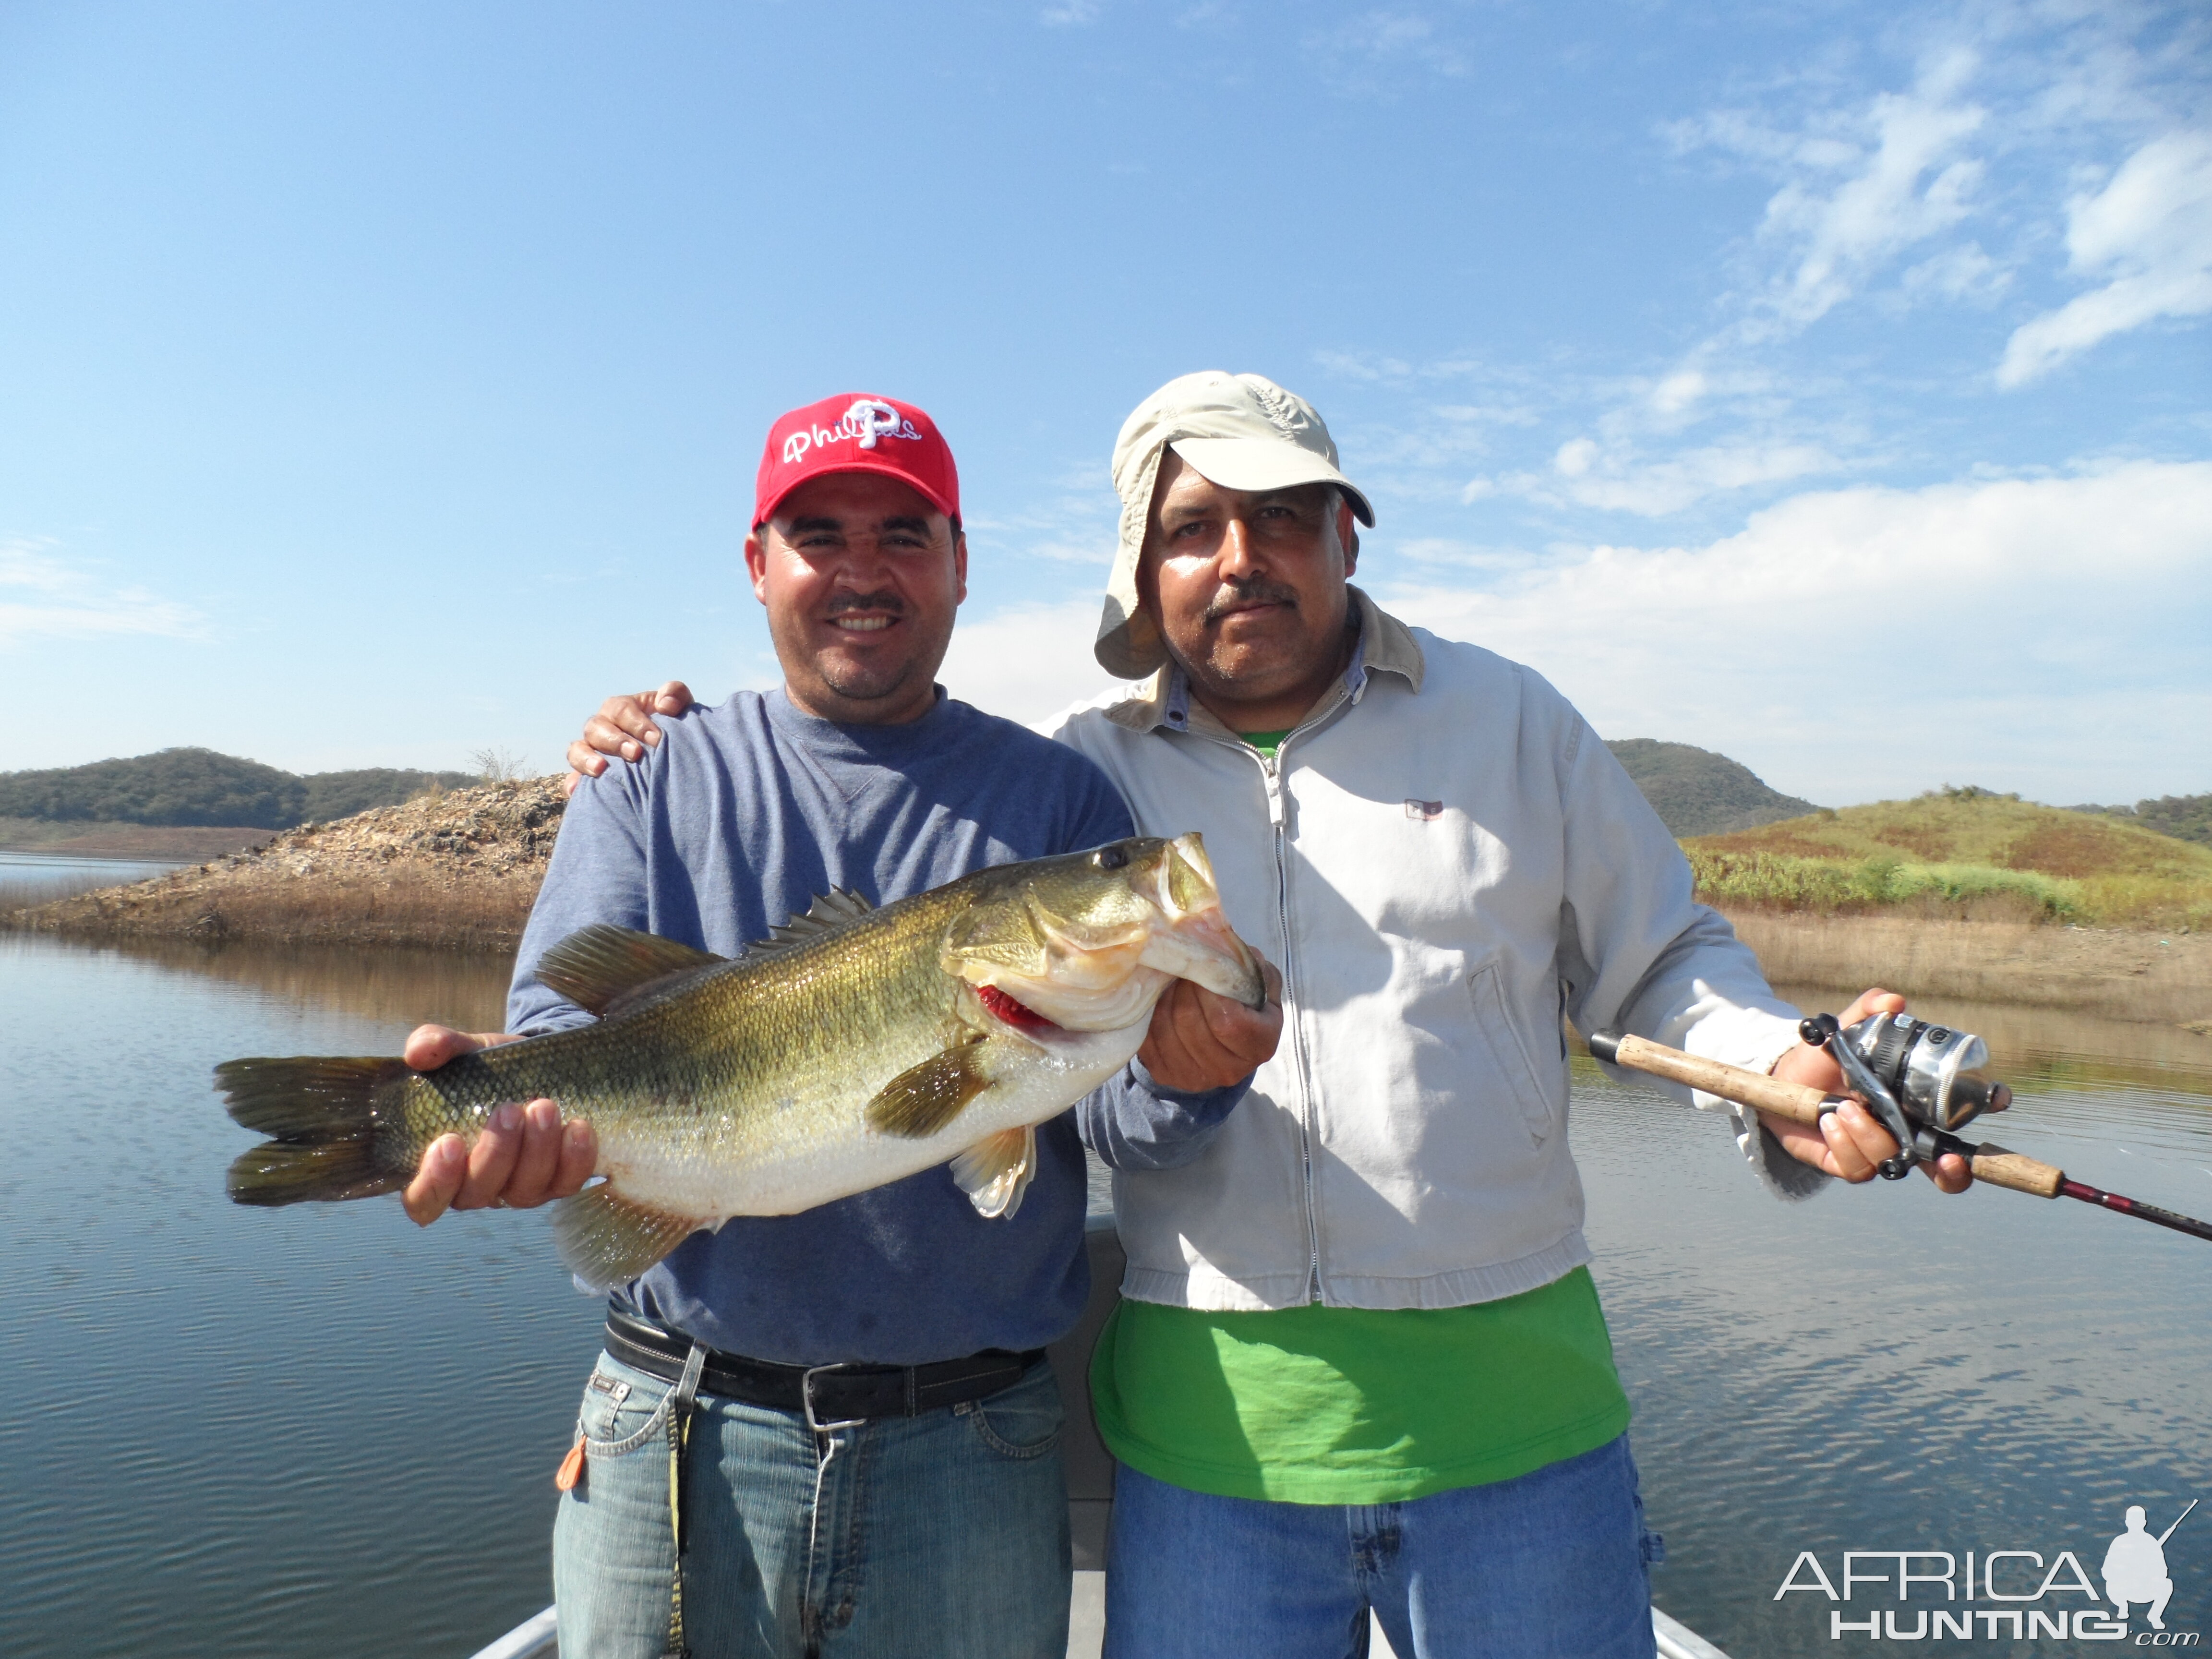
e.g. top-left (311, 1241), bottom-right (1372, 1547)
top-left (1468, 439), bottom-right (1838, 517)
top-left (1377, 461), bottom-right (2212, 803)
top-left (1898, 241), bottom-right (2006, 302)
top-left (1703, 54), bottom-right (1991, 334)
top-left (1039, 0), bottom-right (1102, 24)
top-left (0, 538), bottom-right (206, 646)
top-left (1650, 371), bottom-right (1709, 416)
top-left (1997, 129), bottom-right (2212, 385)
top-left (938, 597), bottom-right (1129, 726)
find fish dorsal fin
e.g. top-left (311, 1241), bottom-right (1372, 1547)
top-left (748, 887), bottom-right (877, 953)
top-left (865, 1039), bottom-right (991, 1138)
top-left (550, 1186), bottom-right (704, 1292)
top-left (950, 1124), bottom-right (1037, 1220)
top-left (537, 925), bottom-right (728, 1017)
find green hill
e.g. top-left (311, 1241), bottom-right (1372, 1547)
top-left (2069, 792), bottom-right (2212, 849)
top-left (301, 768), bottom-right (479, 821)
top-left (0, 748), bottom-right (476, 830)
top-left (1605, 739), bottom-right (1818, 838)
top-left (1684, 786), bottom-right (2212, 929)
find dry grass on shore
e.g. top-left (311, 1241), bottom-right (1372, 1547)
top-left (1723, 909), bottom-right (2212, 1027)
top-left (25, 861), bottom-right (547, 950)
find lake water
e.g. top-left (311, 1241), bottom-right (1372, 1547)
top-left (0, 848), bottom-right (190, 904)
top-left (2, 919), bottom-right (2206, 1658)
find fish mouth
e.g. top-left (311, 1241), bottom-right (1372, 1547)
top-left (1137, 834), bottom-right (1264, 1010)
top-left (950, 832), bottom-right (1265, 1032)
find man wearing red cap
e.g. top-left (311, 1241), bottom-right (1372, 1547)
top-left (398, 392), bottom-right (1280, 1659)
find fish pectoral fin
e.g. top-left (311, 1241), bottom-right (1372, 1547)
top-left (550, 1186), bottom-right (704, 1292)
top-left (865, 1042), bottom-right (992, 1138)
top-left (536, 926), bottom-right (728, 1018)
top-left (950, 1125), bottom-right (1037, 1220)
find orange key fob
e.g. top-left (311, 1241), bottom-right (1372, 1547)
top-left (555, 1438), bottom-right (586, 1492)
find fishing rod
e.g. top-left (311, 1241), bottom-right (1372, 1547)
top-left (1586, 1011), bottom-right (2212, 1246)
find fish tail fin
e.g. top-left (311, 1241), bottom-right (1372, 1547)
top-left (551, 1187), bottom-right (703, 1292)
top-left (217, 1056), bottom-right (414, 1206)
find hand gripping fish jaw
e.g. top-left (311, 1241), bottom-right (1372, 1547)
top-left (1586, 1017), bottom-right (2212, 1247)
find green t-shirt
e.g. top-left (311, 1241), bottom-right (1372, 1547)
top-left (1241, 729), bottom-right (1293, 757)
top-left (1090, 1268), bottom-right (1632, 1504)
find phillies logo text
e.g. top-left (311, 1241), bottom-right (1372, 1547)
top-left (781, 398), bottom-right (922, 465)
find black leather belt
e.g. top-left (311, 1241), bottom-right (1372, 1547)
top-left (603, 1310), bottom-right (1044, 1430)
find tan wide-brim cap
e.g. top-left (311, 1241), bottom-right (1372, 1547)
top-left (1096, 371), bottom-right (1375, 679)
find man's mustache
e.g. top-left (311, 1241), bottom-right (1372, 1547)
top-left (825, 591), bottom-right (907, 617)
top-left (1204, 578), bottom-right (1301, 624)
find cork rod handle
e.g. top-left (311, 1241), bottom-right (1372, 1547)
top-left (1587, 1030), bottom-right (2068, 1199)
top-left (1961, 1145), bottom-right (2065, 1199)
top-left (1592, 1032), bottom-right (1834, 1126)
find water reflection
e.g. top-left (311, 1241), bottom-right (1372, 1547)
top-left (0, 932), bottom-right (599, 1659)
top-left (1581, 981), bottom-right (2211, 1655)
top-left (3, 935), bottom-right (2206, 1659)
top-left (85, 934), bottom-right (517, 1035)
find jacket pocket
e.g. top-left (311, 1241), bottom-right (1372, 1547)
top-left (1467, 961), bottom-right (1557, 1146)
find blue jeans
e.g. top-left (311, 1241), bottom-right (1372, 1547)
top-left (1103, 1435), bottom-right (1660, 1659)
top-left (553, 1350), bottom-right (1072, 1659)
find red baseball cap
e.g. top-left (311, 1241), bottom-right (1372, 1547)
top-left (752, 393), bottom-right (961, 529)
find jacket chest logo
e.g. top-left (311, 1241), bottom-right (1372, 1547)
top-left (1404, 799), bottom-right (1444, 821)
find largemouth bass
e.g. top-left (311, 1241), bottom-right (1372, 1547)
top-left (218, 833), bottom-right (1261, 1289)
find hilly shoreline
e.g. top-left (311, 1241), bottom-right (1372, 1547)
top-left (4, 772), bottom-right (2205, 1029)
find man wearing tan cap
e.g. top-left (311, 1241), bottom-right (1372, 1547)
top-left (1044, 371), bottom-right (1969, 1658)
top-left (575, 371), bottom-right (1969, 1658)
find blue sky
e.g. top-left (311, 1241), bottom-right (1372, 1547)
top-left (1, 0), bottom-right (2206, 805)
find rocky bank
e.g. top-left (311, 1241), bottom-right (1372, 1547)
top-left (2, 777), bottom-right (565, 951)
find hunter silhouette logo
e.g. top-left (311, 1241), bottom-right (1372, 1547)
top-left (2107, 1501), bottom-right (2197, 1632)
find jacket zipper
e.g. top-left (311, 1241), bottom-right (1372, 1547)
top-left (1202, 686), bottom-right (1348, 1305)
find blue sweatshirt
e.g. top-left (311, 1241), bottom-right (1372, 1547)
top-left (507, 686), bottom-right (1244, 1367)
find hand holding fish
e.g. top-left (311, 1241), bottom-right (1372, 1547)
top-left (1762, 987), bottom-right (1974, 1193)
top-left (1139, 957), bottom-right (1283, 1091)
top-left (397, 1025), bottom-right (599, 1226)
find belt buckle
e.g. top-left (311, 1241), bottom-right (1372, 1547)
top-left (800, 1364), bottom-right (868, 1434)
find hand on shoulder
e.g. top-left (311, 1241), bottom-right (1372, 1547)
top-left (563, 681), bottom-right (695, 798)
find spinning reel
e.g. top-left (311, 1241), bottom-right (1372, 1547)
top-left (1797, 1010), bottom-right (2012, 1180)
